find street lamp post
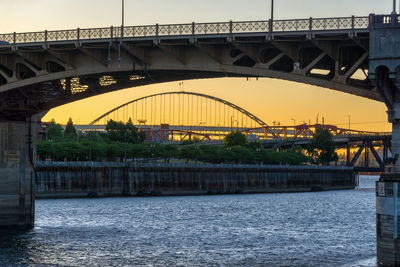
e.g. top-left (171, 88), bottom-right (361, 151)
top-left (89, 135), bottom-right (92, 162)
top-left (231, 118), bottom-right (239, 130)
top-left (347, 115), bottom-right (351, 130)
top-left (271, 0), bottom-right (274, 21)
top-left (124, 130), bottom-right (127, 162)
top-left (122, 0), bottom-right (125, 30)
top-left (151, 143), bottom-right (156, 163)
top-left (118, 0), bottom-right (125, 68)
top-left (256, 148), bottom-right (261, 165)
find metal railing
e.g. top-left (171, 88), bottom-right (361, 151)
top-left (35, 160), bottom-right (353, 170)
top-left (0, 16), bottom-right (370, 46)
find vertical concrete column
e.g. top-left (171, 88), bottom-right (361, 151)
top-left (370, 13), bottom-right (400, 265)
top-left (377, 175), bottom-right (400, 265)
top-left (0, 120), bottom-right (37, 231)
top-left (393, 121), bottom-right (400, 165)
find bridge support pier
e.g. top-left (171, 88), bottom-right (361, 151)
top-left (0, 120), bottom-right (37, 231)
top-left (375, 122), bottom-right (400, 266)
top-left (370, 13), bottom-right (400, 266)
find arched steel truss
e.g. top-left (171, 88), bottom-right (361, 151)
top-left (89, 91), bottom-right (269, 128)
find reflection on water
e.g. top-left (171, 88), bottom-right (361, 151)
top-left (0, 175), bottom-right (378, 266)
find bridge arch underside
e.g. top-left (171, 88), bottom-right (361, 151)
top-left (0, 32), bottom-right (380, 120)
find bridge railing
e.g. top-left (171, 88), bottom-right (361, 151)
top-left (79, 27), bottom-right (112, 40)
top-left (47, 29), bottom-right (77, 41)
top-left (157, 23), bottom-right (193, 36)
top-left (370, 14), bottom-right (400, 26)
top-left (0, 16), bottom-right (370, 46)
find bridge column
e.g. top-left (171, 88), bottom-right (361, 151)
top-left (370, 13), bottom-right (400, 266)
top-left (0, 119), bottom-right (38, 231)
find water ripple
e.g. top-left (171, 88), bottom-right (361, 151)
top-left (0, 176), bottom-right (378, 266)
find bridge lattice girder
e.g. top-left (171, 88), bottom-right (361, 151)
top-left (0, 16), bottom-right (379, 120)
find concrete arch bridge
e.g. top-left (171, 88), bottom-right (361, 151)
top-left (0, 15), bottom-right (380, 121)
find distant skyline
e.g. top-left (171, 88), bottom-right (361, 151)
top-left (1, 1), bottom-right (394, 131)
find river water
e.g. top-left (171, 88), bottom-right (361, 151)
top-left (0, 175), bottom-right (378, 266)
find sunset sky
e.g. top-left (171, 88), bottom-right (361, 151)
top-left (1, 1), bottom-right (395, 131)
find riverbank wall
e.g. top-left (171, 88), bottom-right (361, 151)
top-left (34, 162), bottom-right (356, 198)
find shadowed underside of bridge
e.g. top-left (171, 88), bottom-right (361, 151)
top-left (0, 16), bottom-right (379, 120)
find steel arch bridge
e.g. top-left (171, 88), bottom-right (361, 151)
top-left (89, 91), bottom-right (268, 130)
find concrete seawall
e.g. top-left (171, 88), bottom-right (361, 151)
top-left (35, 162), bottom-right (356, 198)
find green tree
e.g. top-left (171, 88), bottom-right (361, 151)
top-left (128, 143), bottom-right (150, 159)
top-left (224, 130), bottom-right (247, 147)
top-left (90, 143), bottom-right (107, 160)
top-left (47, 119), bottom-right (63, 141)
top-left (245, 140), bottom-right (262, 150)
top-left (179, 145), bottom-right (196, 162)
top-left (106, 143), bottom-right (124, 160)
top-left (36, 141), bottom-right (55, 160)
top-left (198, 145), bottom-right (219, 163)
top-left (307, 128), bottom-right (338, 164)
top-left (106, 119), bottom-right (145, 144)
top-left (157, 144), bottom-right (179, 162)
top-left (64, 118), bottom-right (77, 140)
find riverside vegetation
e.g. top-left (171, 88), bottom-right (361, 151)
top-left (37, 119), bottom-right (337, 165)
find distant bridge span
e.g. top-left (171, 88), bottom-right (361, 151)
top-left (89, 91), bottom-right (269, 128)
top-left (0, 15), bottom-right (379, 120)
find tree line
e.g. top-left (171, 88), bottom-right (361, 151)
top-left (37, 119), bottom-right (337, 165)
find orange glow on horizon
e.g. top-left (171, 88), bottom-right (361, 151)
top-left (43, 77), bottom-right (391, 132)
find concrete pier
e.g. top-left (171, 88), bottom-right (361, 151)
top-left (370, 13), bottom-right (400, 266)
top-left (0, 121), bottom-right (35, 231)
top-left (376, 173), bottom-right (400, 266)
